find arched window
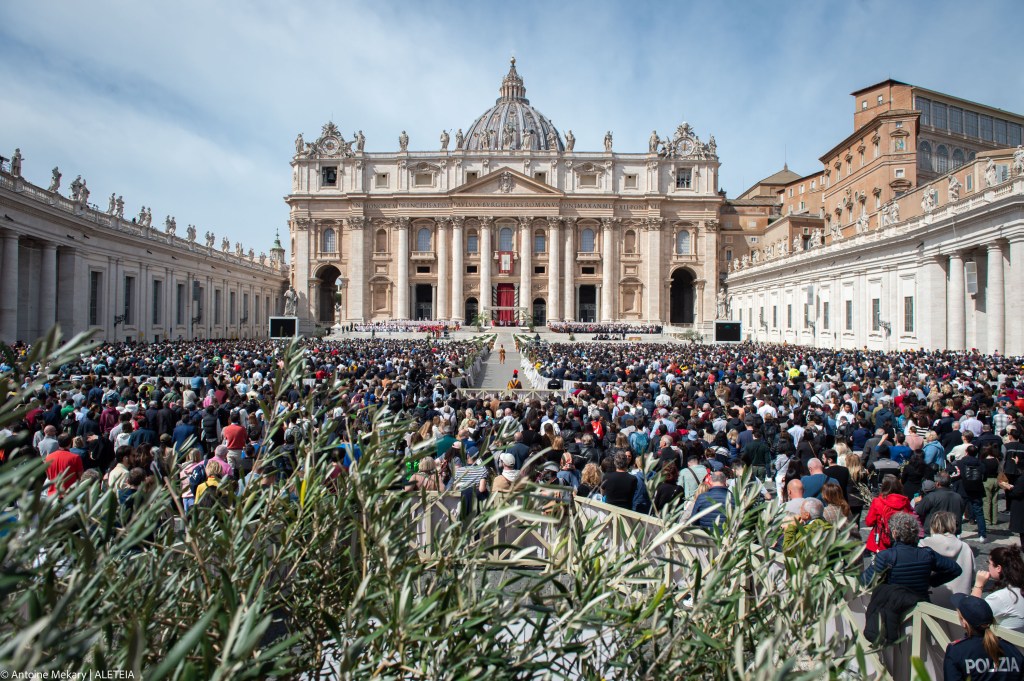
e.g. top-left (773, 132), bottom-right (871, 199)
top-left (675, 230), bottom-right (691, 255)
top-left (935, 145), bottom-right (949, 174)
top-left (952, 149), bottom-right (965, 169)
top-left (918, 141), bottom-right (932, 171)
top-left (467, 229), bottom-right (479, 254)
top-left (322, 228), bottom-right (336, 253)
top-left (967, 151), bottom-right (977, 162)
top-left (624, 229), bottom-right (637, 254)
top-left (416, 227), bottom-right (431, 252)
top-left (498, 227), bottom-right (514, 251)
top-left (375, 228), bottom-right (387, 253)
top-left (533, 229), bottom-right (545, 254)
top-left (580, 228), bottom-right (595, 252)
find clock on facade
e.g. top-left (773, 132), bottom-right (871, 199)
top-left (679, 138), bottom-right (695, 156)
top-left (321, 136), bottom-right (341, 156)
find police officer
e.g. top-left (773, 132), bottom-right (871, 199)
top-left (945, 593), bottom-right (1024, 680)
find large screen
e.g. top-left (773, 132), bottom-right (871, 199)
top-left (714, 320), bottom-right (742, 343)
top-left (270, 317), bottom-right (297, 338)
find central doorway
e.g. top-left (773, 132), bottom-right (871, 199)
top-left (414, 284), bottom-right (433, 320)
top-left (495, 283), bottom-right (516, 325)
top-left (532, 298), bottom-right (546, 327)
top-left (578, 285), bottom-right (597, 322)
top-left (670, 269), bottom-right (695, 324)
top-left (317, 265), bottom-right (341, 323)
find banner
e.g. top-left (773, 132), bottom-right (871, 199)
top-left (498, 252), bottom-right (513, 275)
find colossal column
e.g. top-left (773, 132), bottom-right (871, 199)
top-left (563, 218), bottom-right (575, 320)
top-left (947, 252), bottom-right (966, 351)
top-left (480, 218), bottom-right (493, 321)
top-left (922, 254), bottom-right (947, 350)
top-left (437, 218), bottom-right (450, 320)
top-left (395, 217), bottom-right (410, 319)
top-left (38, 242), bottom-right (58, 334)
top-left (0, 231), bottom-right (19, 342)
top-left (547, 217), bottom-right (561, 324)
top-left (347, 217), bottom-right (366, 322)
top-left (1007, 235), bottom-right (1024, 355)
top-left (987, 241), bottom-right (1005, 354)
top-left (646, 218), bottom-right (663, 322)
top-left (601, 218), bottom-right (615, 321)
top-left (451, 217), bottom-right (464, 322)
top-left (519, 217), bottom-right (532, 323)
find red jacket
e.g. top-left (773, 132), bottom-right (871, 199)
top-left (864, 493), bottom-right (913, 553)
top-left (46, 449), bottom-right (84, 496)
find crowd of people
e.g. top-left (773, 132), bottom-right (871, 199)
top-left (547, 321), bottom-right (663, 335)
top-left (351, 320), bottom-right (462, 334)
top-left (8, 335), bottom-right (1024, 675)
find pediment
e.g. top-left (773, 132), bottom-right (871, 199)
top-left (450, 167), bottom-right (564, 197)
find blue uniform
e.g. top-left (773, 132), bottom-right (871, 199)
top-left (944, 634), bottom-right (1024, 680)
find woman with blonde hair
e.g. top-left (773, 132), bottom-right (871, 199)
top-left (575, 463), bottom-right (602, 499)
top-left (845, 453), bottom-right (869, 525)
top-left (406, 457), bottom-right (442, 492)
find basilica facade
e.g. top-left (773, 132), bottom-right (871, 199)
top-left (286, 59), bottom-right (723, 329)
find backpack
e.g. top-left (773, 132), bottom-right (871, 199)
top-left (962, 461), bottom-right (984, 494)
top-left (629, 431), bottom-right (650, 456)
top-left (188, 463), bottom-right (207, 497)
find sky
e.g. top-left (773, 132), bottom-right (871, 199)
top-left (2, 0), bottom-right (1022, 258)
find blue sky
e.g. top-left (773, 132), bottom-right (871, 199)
top-left (2, 0), bottom-right (1021, 256)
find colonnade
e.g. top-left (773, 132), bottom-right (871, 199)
top-left (0, 230), bottom-right (60, 342)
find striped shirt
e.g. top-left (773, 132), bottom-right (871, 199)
top-left (453, 464), bottom-right (489, 491)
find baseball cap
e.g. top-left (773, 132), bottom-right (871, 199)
top-left (950, 594), bottom-right (994, 629)
top-left (499, 452), bottom-right (515, 467)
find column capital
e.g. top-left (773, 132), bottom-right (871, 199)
top-left (645, 217), bottom-right (663, 231)
top-left (600, 217), bottom-right (615, 229)
top-left (1006, 232), bottom-right (1024, 245)
top-left (987, 241), bottom-right (1005, 252)
top-left (347, 216), bottom-right (366, 230)
top-left (395, 217), bottom-right (410, 230)
top-left (451, 216), bottom-right (465, 229)
top-left (480, 216), bottom-right (494, 228)
top-left (546, 216), bottom-right (561, 229)
top-left (518, 216), bottom-right (534, 228)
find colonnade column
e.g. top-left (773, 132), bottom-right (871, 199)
top-left (600, 218), bottom-right (615, 322)
top-left (947, 252), bottom-right (966, 351)
top-left (395, 217), bottom-right (410, 319)
top-left (348, 217), bottom-right (365, 322)
top-left (480, 218), bottom-right (493, 321)
top-left (451, 217), bottom-right (464, 322)
top-left (519, 217), bottom-right (532, 324)
top-left (987, 241), bottom-right (1005, 354)
top-left (38, 242), bottom-right (57, 334)
top-left (437, 218), bottom-right (450, 320)
top-left (547, 217), bottom-right (560, 324)
top-left (1007, 235), bottom-right (1024, 355)
top-left (0, 231), bottom-right (19, 342)
top-left (922, 254), bottom-right (947, 350)
top-left (562, 219), bottom-right (575, 320)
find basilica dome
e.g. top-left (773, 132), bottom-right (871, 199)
top-left (463, 58), bottom-right (564, 152)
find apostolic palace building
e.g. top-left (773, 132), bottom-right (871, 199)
top-left (286, 59), bottom-right (726, 329)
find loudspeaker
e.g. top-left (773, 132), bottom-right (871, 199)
top-left (965, 261), bottom-right (978, 294)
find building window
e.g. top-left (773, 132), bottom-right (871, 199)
top-left (675, 231), bottom-right (691, 255)
top-left (467, 230), bottom-right (479, 254)
top-left (498, 227), bottom-right (514, 251)
top-left (321, 166), bottom-right (337, 187)
top-left (374, 173), bottom-right (389, 189)
top-left (124, 275), bottom-right (135, 326)
top-left (416, 227), bottom-right (432, 252)
top-left (787, 304), bottom-right (792, 329)
top-left (466, 265), bottom-right (478, 274)
top-left (952, 149), bottom-right (965, 169)
top-left (980, 115), bottom-right (993, 141)
top-left (415, 266), bottom-right (430, 274)
top-left (895, 168), bottom-right (905, 178)
top-left (579, 173), bottom-right (598, 188)
top-left (918, 142), bottom-right (932, 171)
top-left (965, 111), bottom-right (980, 138)
top-left (873, 140), bottom-right (880, 158)
top-left (534, 171), bottom-right (547, 184)
top-left (465, 171), bottom-right (478, 182)
top-left (1010, 124), bottom-right (1023, 147)
top-left (871, 298), bottom-right (881, 331)
top-left (932, 102), bottom-right (947, 130)
top-left (949, 107), bottom-right (963, 134)
top-left (152, 279), bottom-right (162, 326)
top-left (772, 306), bottom-right (777, 328)
top-left (822, 302), bottom-right (830, 330)
top-left (904, 296), bottom-right (914, 333)
top-left (214, 289), bottom-right (222, 325)
top-left (375, 228), bottom-right (387, 253)
top-left (966, 174), bottom-right (973, 191)
top-left (995, 119), bottom-right (1008, 146)
top-left (176, 283), bottom-right (185, 326)
top-left (811, 180), bottom-right (816, 190)
top-left (414, 172), bottom-right (433, 187)
top-left (725, 249), bottom-right (733, 262)
top-left (935, 145), bottom-right (949, 174)
top-left (861, 100), bottom-right (867, 110)
top-left (916, 97), bottom-right (931, 126)
top-left (581, 266), bottom-right (596, 275)
top-left (322, 227), bottom-right (336, 253)
top-left (534, 266), bottom-right (545, 275)
top-left (845, 300), bottom-right (853, 331)
top-left (877, 95), bottom-right (884, 105)
top-left (580, 228), bottom-right (596, 253)
top-left (229, 291), bottom-right (236, 324)
top-left (624, 230), bottom-right (637, 254)
top-left (675, 167), bottom-right (692, 189)
top-left (799, 201), bottom-right (805, 211)
top-left (624, 174), bottom-right (638, 189)
top-left (533, 229), bottom-right (545, 254)
top-left (254, 294), bottom-right (259, 324)
top-left (803, 304), bottom-right (810, 329)
top-left (89, 271), bottom-right (102, 326)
